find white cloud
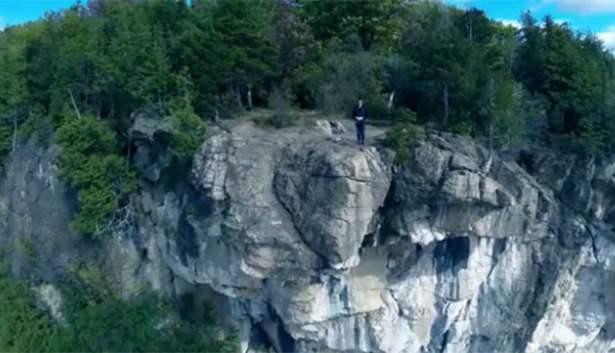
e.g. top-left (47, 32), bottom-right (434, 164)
top-left (0, 16), bottom-right (5, 31)
top-left (554, 18), bottom-right (570, 25)
top-left (497, 19), bottom-right (521, 29)
top-left (545, 0), bottom-right (615, 14)
top-left (597, 26), bottom-right (615, 52)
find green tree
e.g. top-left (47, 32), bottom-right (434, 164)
top-left (0, 24), bottom-right (42, 159)
top-left (166, 72), bottom-right (207, 166)
top-left (0, 277), bottom-right (57, 352)
top-left (309, 50), bottom-right (384, 115)
top-left (0, 274), bottom-right (238, 353)
top-left (514, 12), bottom-right (546, 95)
top-left (514, 12), bottom-right (613, 150)
top-left (208, 0), bottom-right (277, 109)
top-left (55, 295), bottom-right (237, 353)
top-left (56, 116), bottom-right (136, 236)
top-left (300, 0), bottom-right (404, 51)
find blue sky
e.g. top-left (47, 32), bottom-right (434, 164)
top-left (0, 0), bottom-right (75, 27)
top-left (446, 0), bottom-right (615, 50)
top-left (1, 0), bottom-right (614, 50)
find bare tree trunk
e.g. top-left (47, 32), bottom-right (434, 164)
top-left (488, 77), bottom-right (496, 150)
top-left (68, 88), bottom-right (82, 119)
top-left (489, 117), bottom-right (495, 153)
top-left (247, 84), bottom-right (253, 110)
top-left (388, 92), bottom-right (395, 110)
top-left (126, 111), bottom-right (135, 167)
top-left (442, 84), bottom-right (449, 126)
top-left (484, 77), bottom-right (496, 174)
top-left (388, 91), bottom-right (396, 124)
top-left (467, 10), bottom-right (473, 43)
top-left (214, 94), bottom-right (221, 122)
top-left (12, 111), bottom-right (17, 153)
top-left (126, 131), bottom-right (133, 167)
top-left (234, 83), bottom-right (243, 109)
top-left (509, 46), bottom-right (514, 74)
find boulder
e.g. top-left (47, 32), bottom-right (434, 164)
top-left (274, 140), bottom-right (392, 268)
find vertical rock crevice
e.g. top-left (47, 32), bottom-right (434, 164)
top-left (4, 122), bottom-right (615, 353)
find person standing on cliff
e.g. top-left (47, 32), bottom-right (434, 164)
top-left (351, 97), bottom-right (368, 145)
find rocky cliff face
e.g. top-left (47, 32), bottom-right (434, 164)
top-left (2, 120), bottom-right (615, 353)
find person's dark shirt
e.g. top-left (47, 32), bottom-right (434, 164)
top-left (351, 104), bottom-right (368, 123)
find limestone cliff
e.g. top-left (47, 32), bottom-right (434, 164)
top-left (1, 120), bottom-right (615, 353)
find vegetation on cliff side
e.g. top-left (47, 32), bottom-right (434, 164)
top-left (56, 116), bottom-right (136, 236)
top-left (0, 0), bottom-right (614, 232)
top-left (0, 274), bottom-right (237, 353)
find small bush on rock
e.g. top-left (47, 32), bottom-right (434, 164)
top-left (269, 85), bottom-right (294, 128)
top-left (166, 97), bottom-right (207, 166)
top-left (386, 108), bottom-right (421, 162)
top-left (57, 116), bottom-right (136, 237)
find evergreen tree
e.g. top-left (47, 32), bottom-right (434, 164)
top-left (300, 0), bottom-right (404, 51)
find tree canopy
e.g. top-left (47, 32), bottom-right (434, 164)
top-left (0, 0), bottom-right (614, 232)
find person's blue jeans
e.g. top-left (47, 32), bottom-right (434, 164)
top-left (356, 122), bottom-right (365, 145)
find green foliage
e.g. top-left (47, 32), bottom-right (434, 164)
top-left (0, 274), bottom-right (238, 353)
top-left (0, 124), bottom-right (11, 164)
top-left (0, 0), bottom-right (614, 173)
top-left (485, 84), bottom-right (530, 148)
top-left (57, 116), bottom-right (136, 236)
top-left (269, 84), bottom-right (294, 128)
top-left (300, 0), bottom-right (405, 51)
top-left (309, 50), bottom-right (384, 115)
top-left (185, 0), bottom-right (278, 113)
top-left (0, 24), bottom-right (34, 164)
top-left (0, 277), bottom-right (57, 352)
top-left (18, 105), bottom-right (54, 145)
top-left (55, 295), bottom-right (237, 353)
top-left (208, 0), bottom-right (277, 85)
top-left (390, 3), bottom-right (523, 138)
top-left (15, 237), bottom-right (38, 263)
top-left (272, 1), bottom-right (319, 81)
top-left (167, 98), bottom-right (207, 165)
top-left (578, 115), bottom-right (606, 155)
top-left (67, 263), bottom-right (115, 305)
top-left (386, 108), bottom-right (421, 162)
top-left (514, 13), bottom-right (615, 151)
top-left (451, 120), bottom-right (475, 137)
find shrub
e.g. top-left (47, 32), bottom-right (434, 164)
top-left (15, 237), bottom-right (37, 263)
top-left (55, 295), bottom-right (237, 353)
top-left (578, 115), bottom-right (606, 156)
top-left (368, 96), bottom-right (393, 121)
top-left (0, 276), bottom-right (57, 352)
top-left (269, 85), bottom-right (294, 128)
top-left (386, 108), bottom-right (421, 162)
top-left (0, 274), bottom-right (238, 353)
top-left (0, 121), bottom-right (11, 162)
top-left (307, 49), bottom-right (384, 114)
top-left (57, 116), bottom-right (136, 237)
top-left (166, 98), bottom-right (207, 166)
top-left (18, 105), bottom-right (54, 146)
top-left (450, 120), bottom-right (474, 137)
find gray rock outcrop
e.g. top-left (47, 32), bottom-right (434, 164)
top-left (2, 120), bottom-right (615, 353)
top-left (130, 108), bottom-right (174, 182)
top-left (0, 141), bottom-right (86, 281)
